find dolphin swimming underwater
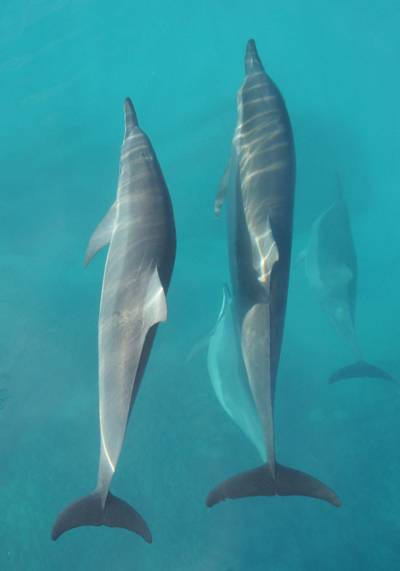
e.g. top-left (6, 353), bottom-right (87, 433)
top-left (206, 40), bottom-right (340, 508)
top-left (207, 285), bottom-right (266, 461)
top-left (297, 175), bottom-right (396, 385)
top-left (51, 98), bottom-right (176, 541)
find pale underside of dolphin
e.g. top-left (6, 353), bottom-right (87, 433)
top-left (186, 287), bottom-right (265, 461)
top-left (207, 285), bottom-right (266, 462)
top-left (206, 39), bottom-right (340, 509)
top-left (51, 98), bottom-right (176, 541)
top-left (298, 175), bottom-right (396, 385)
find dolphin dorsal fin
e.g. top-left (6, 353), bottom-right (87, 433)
top-left (84, 203), bottom-right (116, 268)
top-left (215, 159), bottom-right (231, 219)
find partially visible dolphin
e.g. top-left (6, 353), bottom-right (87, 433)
top-left (52, 98), bottom-right (176, 541)
top-left (206, 40), bottom-right (340, 508)
top-left (207, 285), bottom-right (266, 461)
top-left (185, 286), bottom-right (265, 461)
top-left (297, 175), bottom-right (396, 384)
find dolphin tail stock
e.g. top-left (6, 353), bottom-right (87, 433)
top-left (206, 462), bottom-right (341, 508)
top-left (51, 490), bottom-right (152, 543)
top-left (328, 360), bottom-right (397, 384)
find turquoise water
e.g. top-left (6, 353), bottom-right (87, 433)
top-left (1, 1), bottom-right (400, 569)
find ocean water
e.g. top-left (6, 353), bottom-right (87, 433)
top-left (1, 1), bottom-right (400, 569)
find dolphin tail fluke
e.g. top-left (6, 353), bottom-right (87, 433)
top-left (328, 360), bottom-right (396, 384)
top-left (51, 490), bottom-right (152, 543)
top-left (206, 462), bottom-right (340, 508)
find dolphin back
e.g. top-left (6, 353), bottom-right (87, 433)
top-left (206, 462), bottom-right (341, 508)
top-left (51, 490), bottom-right (152, 542)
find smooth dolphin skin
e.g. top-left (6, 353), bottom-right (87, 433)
top-left (208, 285), bottom-right (266, 461)
top-left (51, 98), bottom-right (176, 542)
top-left (301, 175), bottom-right (396, 385)
top-left (207, 39), bottom-right (340, 508)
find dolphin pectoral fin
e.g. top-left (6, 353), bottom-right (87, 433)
top-left (186, 284), bottom-right (231, 364)
top-left (145, 266), bottom-right (168, 326)
top-left (215, 284), bottom-right (231, 324)
top-left (84, 203), bottom-right (116, 268)
top-left (185, 333), bottom-right (212, 364)
top-left (215, 159), bottom-right (231, 219)
top-left (51, 490), bottom-right (152, 543)
top-left (293, 248), bottom-right (306, 268)
top-left (206, 462), bottom-right (340, 508)
top-left (329, 360), bottom-right (397, 384)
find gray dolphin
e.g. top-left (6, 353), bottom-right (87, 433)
top-left (206, 40), bottom-right (340, 508)
top-left (51, 98), bottom-right (176, 541)
top-left (298, 175), bottom-right (395, 384)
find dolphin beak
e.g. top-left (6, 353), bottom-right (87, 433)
top-left (124, 98), bottom-right (138, 138)
top-left (244, 39), bottom-right (263, 74)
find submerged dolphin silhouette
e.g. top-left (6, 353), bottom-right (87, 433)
top-left (52, 98), bottom-right (176, 541)
top-left (207, 40), bottom-right (340, 508)
top-left (298, 175), bottom-right (396, 385)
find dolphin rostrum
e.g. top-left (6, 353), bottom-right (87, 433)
top-left (207, 40), bottom-right (340, 508)
top-left (51, 98), bottom-right (176, 541)
top-left (297, 174), bottom-right (396, 384)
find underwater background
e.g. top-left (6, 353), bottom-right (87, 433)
top-left (1, 0), bottom-right (400, 569)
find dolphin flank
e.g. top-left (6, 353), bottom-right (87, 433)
top-left (207, 39), bottom-right (340, 508)
top-left (51, 98), bottom-right (176, 541)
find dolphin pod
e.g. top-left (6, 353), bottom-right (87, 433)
top-left (51, 38), bottom-right (398, 541)
top-left (206, 39), bottom-right (340, 508)
top-left (51, 98), bottom-right (176, 541)
top-left (299, 174), bottom-right (396, 384)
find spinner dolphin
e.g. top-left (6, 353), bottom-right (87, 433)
top-left (206, 40), bottom-right (340, 508)
top-left (52, 98), bottom-right (176, 541)
top-left (298, 175), bottom-right (395, 384)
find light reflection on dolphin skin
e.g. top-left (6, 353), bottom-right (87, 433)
top-left (51, 98), bottom-right (176, 542)
top-left (300, 174), bottom-right (396, 385)
top-left (207, 40), bottom-right (340, 508)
